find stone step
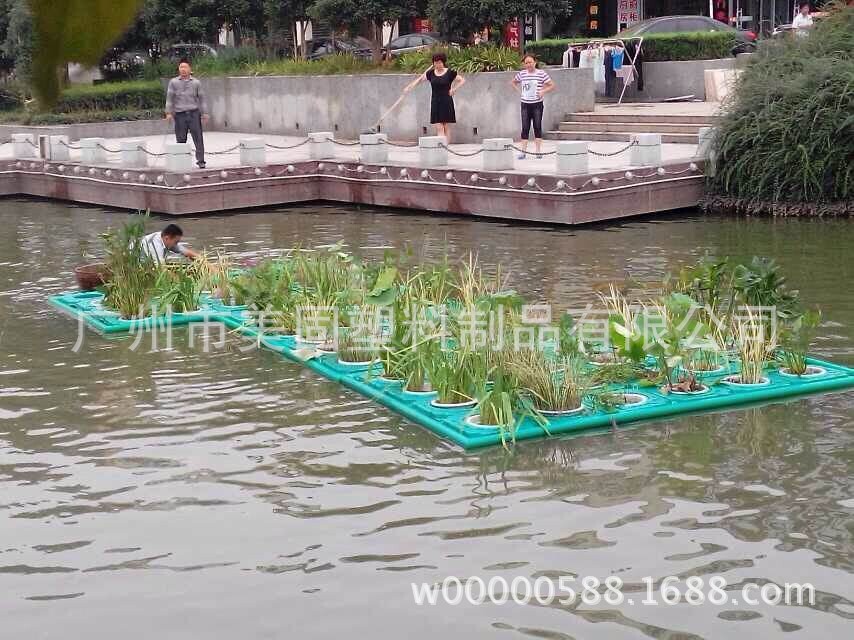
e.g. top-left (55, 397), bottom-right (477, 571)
top-left (558, 121), bottom-right (704, 134)
top-left (547, 130), bottom-right (700, 145)
top-left (565, 112), bottom-right (719, 125)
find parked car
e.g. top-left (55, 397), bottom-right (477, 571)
top-left (618, 15), bottom-right (757, 54)
top-left (383, 32), bottom-right (448, 58)
top-left (167, 43), bottom-right (218, 63)
top-left (306, 38), bottom-right (372, 61)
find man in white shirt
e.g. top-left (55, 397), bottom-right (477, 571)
top-left (139, 224), bottom-right (199, 265)
top-left (792, 3), bottom-right (815, 30)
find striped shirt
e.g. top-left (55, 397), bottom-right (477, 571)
top-left (139, 232), bottom-right (189, 265)
top-left (515, 69), bottom-right (552, 104)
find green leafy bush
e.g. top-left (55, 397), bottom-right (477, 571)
top-left (526, 31), bottom-right (737, 65)
top-left (396, 45), bottom-right (522, 73)
top-left (52, 80), bottom-right (164, 112)
top-left (0, 109), bottom-right (160, 125)
top-left (707, 3), bottom-right (854, 209)
top-left (0, 84), bottom-right (26, 111)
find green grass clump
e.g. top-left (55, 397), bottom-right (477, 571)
top-left (708, 2), bottom-right (854, 208)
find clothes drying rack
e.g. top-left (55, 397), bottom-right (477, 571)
top-left (568, 36), bottom-right (644, 106)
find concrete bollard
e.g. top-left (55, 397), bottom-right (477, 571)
top-left (308, 132), bottom-right (334, 160)
top-left (630, 133), bottom-right (662, 167)
top-left (360, 133), bottom-right (388, 164)
top-left (12, 133), bottom-right (36, 158)
top-left (239, 137), bottom-right (266, 166)
top-left (49, 135), bottom-right (71, 161)
top-left (556, 141), bottom-right (589, 175)
top-left (418, 136), bottom-right (448, 168)
top-left (120, 140), bottom-right (148, 167)
top-left (79, 138), bottom-right (106, 164)
top-left (482, 138), bottom-right (514, 171)
top-left (165, 142), bottom-right (193, 172)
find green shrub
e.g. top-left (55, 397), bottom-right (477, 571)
top-left (0, 108), bottom-right (159, 125)
top-left (396, 46), bottom-right (522, 73)
top-left (51, 80), bottom-right (164, 112)
top-left (0, 84), bottom-right (26, 111)
top-left (243, 53), bottom-right (381, 76)
top-left (708, 2), bottom-right (854, 207)
top-left (526, 31), bottom-right (737, 65)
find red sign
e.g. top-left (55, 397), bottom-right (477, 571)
top-left (504, 18), bottom-right (521, 50)
top-left (413, 18), bottom-right (432, 33)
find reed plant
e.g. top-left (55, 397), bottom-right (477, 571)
top-left (512, 352), bottom-right (590, 413)
top-left (101, 217), bottom-right (158, 319)
top-left (732, 306), bottom-right (776, 384)
top-left (708, 3), bottom-right (854, 208)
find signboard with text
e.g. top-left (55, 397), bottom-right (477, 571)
top-left (617, 0), bottom-right (642, 31)
top-left (504, 18), bottom-right (521, 50)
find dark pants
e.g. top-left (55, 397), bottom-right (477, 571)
top-left (520, 102), bottom-right (544, 140)
top-left (174, 109), bottom-right (205, 164)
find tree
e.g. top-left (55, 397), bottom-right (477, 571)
top-left (0, 0), bottom-right (33, 80)
top-left (428, 0), bottom-right (568, 42)
top-left (265, 0), bottom-right (316, 58)
top-left (310, 0), bottom-right (415, 62)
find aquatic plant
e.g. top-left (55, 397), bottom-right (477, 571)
top-left (731, 306), bottom-right (777, 384)
top-left (777, 310), bottom-right (822, 375)
top-left (101, 217), bottom-right (158, 319)
top-left (512, 352), bottom-right (591, 413)
top-left (425, 346), bottom-right (486, 405)
top-left (153, 264), bottom-right (201, 314)
top-left (474, 368), bottom-right (548, 448)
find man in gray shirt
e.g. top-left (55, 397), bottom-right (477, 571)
top-left (165, 60), bottom-right (209, 168)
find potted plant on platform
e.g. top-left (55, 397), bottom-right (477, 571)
top-left (101, 218), bottom-right (158, 319)
top-left (722, 306), bottom-right (776, 387)
top-left (426, 347), bottom-right (486, 408)
top-left (512, 351), bottom-right (590, 416)
top-left (777, 310), bottom-right (825, 377)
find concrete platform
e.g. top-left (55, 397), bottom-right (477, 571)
top-left (0, 131), bottom-right (705, 225)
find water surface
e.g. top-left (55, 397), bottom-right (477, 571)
top-left (1, 199), bottom-right (852, 639)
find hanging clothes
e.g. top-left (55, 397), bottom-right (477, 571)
top-left (590, 46), bottom-right (606, 93)
top-left (604, 49), bottom-right (616, 98)
top-left (611, 47), bottom-right (624, 70)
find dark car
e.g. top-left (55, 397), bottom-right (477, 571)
top-left (383, 32), bottom-right (448, 58)
top-left (306, 38), bottom-right (372, 61)
top-left (619, 15), bottom-right (757, 54)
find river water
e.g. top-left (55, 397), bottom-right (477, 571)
top-left (1, 198), bottom-right (852, 639)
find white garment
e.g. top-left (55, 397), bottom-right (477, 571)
top-left (139, 231), bottom-right (188, 265)
top-left (562, 48), bottom-right (571, 68)
top-left (792, 13), bottom-right (813, 28)
top-left (590, 47), bottom-right (606, 91)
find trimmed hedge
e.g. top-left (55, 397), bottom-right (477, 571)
top-left (0, 109), bottom-right (160, 125)
top-left (526, 31), bottom-right (737, 65)
top-left (51, 80), bottom-right (164, 112)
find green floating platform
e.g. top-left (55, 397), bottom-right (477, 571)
top-left (49, 290), bottom-right (854, 450)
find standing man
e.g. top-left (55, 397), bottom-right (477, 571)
top-left (165, 60), bottom-right (209, 169)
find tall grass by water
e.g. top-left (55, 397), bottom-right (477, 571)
top-left (706, 2), bottom-right (853, 214)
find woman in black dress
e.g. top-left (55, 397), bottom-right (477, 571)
top-left (403, 52), bottom-right (466, 143)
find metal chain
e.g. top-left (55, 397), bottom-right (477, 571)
top-left (380, 140), bottom-right (418, 148)
top-left (265, 138), bottom-right (311, 150)
top-left (59, 140), bottom-right (82, 149)
top-left (206, 144), bottom-right (242, 155)
top-left (438, 143), bottom-right (483, 157)
top-left (96, 143), bottom-right (122, 153)
top-left (588, 140), bottom-right (637, 157)
top-left (507, 144), bottom-right (557, 156)
top-left (327, 138), bottom-right (361, 147)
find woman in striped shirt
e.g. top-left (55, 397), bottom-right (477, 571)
top-left (511, 54), bottom-right (555, 159)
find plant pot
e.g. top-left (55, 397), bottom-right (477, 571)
top-left (538, 405), bottom-right (584, 417)
top-left (337, 358), bottom-right (373, 368)
top-left (378, 375), bottom-right (404, 384)
top-left (74, 263), bottom-right (109, 291)
top-left (687, 365), bottom-right (727, 376)
top-left (431, 398), bottom-right (477, 409)
top-left (464, 414), bottom-right (500, 430)
top-left (403, 388), bottom-right (436, 398)
top-left (779, 366), bottom-right (826, 378)
top-left (721, 375), bottom-right (770, 387)
top-left (667, 384), bottom-right (710, 396)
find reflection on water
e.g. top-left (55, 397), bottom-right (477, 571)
top-left (0, 198), bottom-right (852, 639)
